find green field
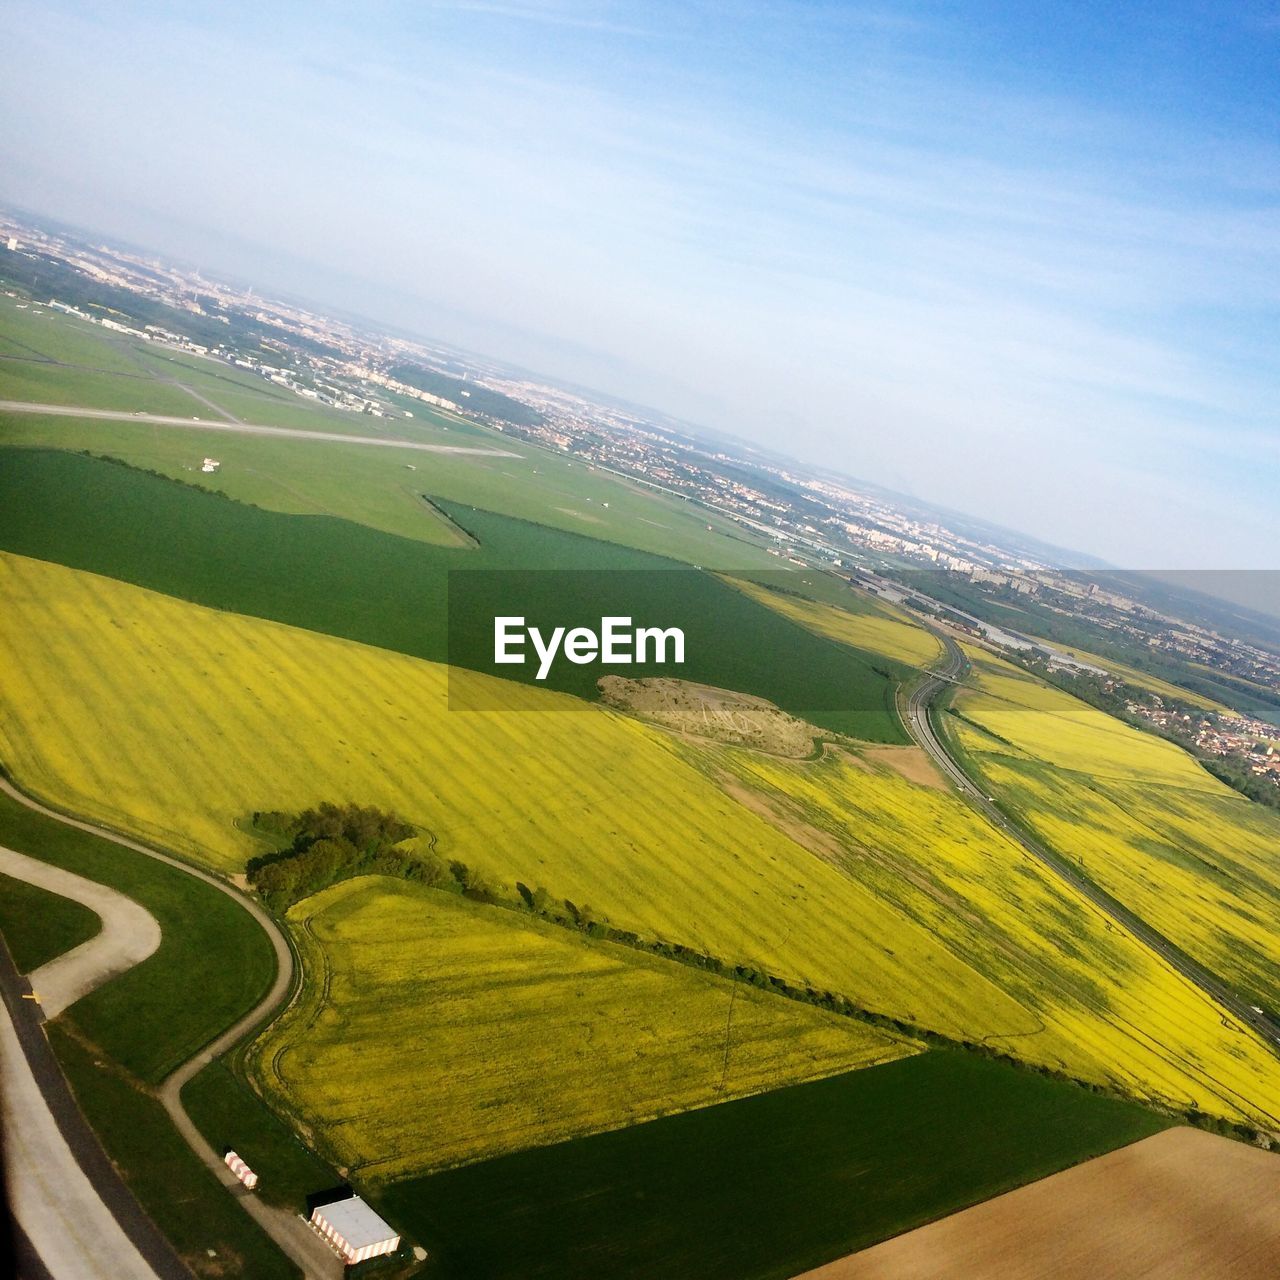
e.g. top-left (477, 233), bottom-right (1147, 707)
top-left (379, 1051), bottom-right (1170, 1280)
top-left (0, 448), bottom-right (906, 738)
top-left (49, 1025), bottom-right (299, 1280)
top-left (0, 784), bottom-right (295, 1277)
top-left (0, 869), bottom-right (100, 972)
top-left (0, 784), bottom-right (276, 1081)
top-left (0, 295), bottom-right (779, 564)
top-left (182, 1060), bottom-right (338, 1212)
top-left (251, 879), bottom-right (914, 1179)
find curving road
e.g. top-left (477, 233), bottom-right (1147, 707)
top-left (0, 775), bottom-right (342, 1279)
top-left (1, 845), bottom-right (161, 1020)
top-left (904, 635), bottom-right (1280, 1085)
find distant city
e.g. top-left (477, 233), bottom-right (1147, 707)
top-left (5, 205), bottom-right (1279, 792)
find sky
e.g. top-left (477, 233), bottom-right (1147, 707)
top-left (2, 1), bottom-right (1279, 568)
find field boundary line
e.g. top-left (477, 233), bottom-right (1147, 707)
top-left (0, 769), bottom-right (344, 1278)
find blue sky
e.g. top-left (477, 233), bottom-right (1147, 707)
top-left (2, 1), bottom-right (1278, 566)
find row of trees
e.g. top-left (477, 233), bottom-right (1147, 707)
top-left (245, 804), bottom-right (1269, 1148)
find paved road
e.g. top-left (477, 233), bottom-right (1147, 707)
top-left (0, 776), bottom-right (343, 1279)
top-left (0, 846), bottom-right (161, 1020)
top-left (904, 635), bottom-right (1280, 1106)
top-left (0, 399), bottom-right (522, 457)
top-left (2, 1002), bottom-right (161, 1280)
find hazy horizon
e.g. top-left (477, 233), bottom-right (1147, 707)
top-left (3, 1), bottom-right (1278, 569)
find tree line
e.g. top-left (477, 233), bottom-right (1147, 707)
top-left (246, 801), bottom-right (1270, 1149)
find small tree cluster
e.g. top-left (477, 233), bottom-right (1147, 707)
top-left (248, 802), bottom-right (452, 910)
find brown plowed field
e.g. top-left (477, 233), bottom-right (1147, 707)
top-left (798, 1127), bottom-right (1280, 1280)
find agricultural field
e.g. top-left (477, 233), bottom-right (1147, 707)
top-left (0, 449), bottom-right (905, 737)
top-left (702, 739), bottom-right (1280, 1128)
top-left (252, 878), bottom-right (915, 1177)
top-left (0, 550), bottom-right (1032, 1046)
top-left (730, 575), bottom-right (944, 668)
top-left (949, 648), bottom-right (1280, 1014)
top-left (378, 1052), bottom-right (1169, 1280)
top-left (3, 551), bottom-right (1279, 1132)
top-left (818, 1126), bottom-right (1280, 1280)
top-left (0, 869), bottom-right (100, 972)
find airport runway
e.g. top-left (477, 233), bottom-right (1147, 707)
top-left (0, 399), bottom-right (523, 457)
top-left (2, 1003), bottom-right (161, 1280)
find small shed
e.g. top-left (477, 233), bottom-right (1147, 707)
top-left (310, 1196), bottom-right (400, 1265)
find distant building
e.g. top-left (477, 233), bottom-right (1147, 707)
top-left (309, 1196), bottom-right (400, 1265)
top-left (201, 458), bottom-right (220, 473)
top-left (5, 237), bottom-right (16, 252)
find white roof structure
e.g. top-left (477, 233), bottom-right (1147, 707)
top-left (312, 1195), bottom-right (399, 1253)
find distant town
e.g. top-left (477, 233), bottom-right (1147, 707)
top-left (5, 205), bottom-right (1279, 801)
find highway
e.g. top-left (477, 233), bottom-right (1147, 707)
top-left (905, 633), bottom-right (1280, 1084)
top-left (0, 399), bottom-right (522, 457)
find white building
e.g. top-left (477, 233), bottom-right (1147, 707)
top-left (201, 458), bottom-right (220, 473)
top-left (310, 1196), bottom-right (400, 1266)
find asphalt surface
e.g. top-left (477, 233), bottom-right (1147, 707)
top-left (0, 399), bottom-right (523, 457)
top-left (0, 845), bottom-right (161, 1020)
top-left (0, 776), bottom-right (343, 1279)
top-left (2, 998), bottom-right (160, 1280)
top-left (905, 634), bottom-right (1280, 1118)
top-left (0, 928), bottom-right (184, 1280)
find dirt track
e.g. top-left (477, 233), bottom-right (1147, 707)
top-left (799, 1127), bottom-right (1280, 1280)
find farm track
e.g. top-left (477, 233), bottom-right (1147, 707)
top-left (905, 635), bottom-right (1280, 1101)
top-left (0, 773), bottom-right (343, 1279)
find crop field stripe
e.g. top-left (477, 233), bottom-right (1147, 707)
top-left (710, 736), bottom-right (1280, 1126)
top-left (250, 879), bottom-right (916, 1177)
top-left (7, 551), bottom-right (1280, 1131)
top-left (0, 449), bottom-right (904, 740)
top-left (0, 551), bottom-right (1030, 1052)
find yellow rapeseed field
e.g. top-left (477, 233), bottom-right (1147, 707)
top-left (730, 579), bottom-right (943, 668)
top-left (252, 878), bottom-right (914, 1178)
top-left (5, 552), bottom-right (1279, 1137)
top-left (703, 741), bottom-right (1280, 1128)
top-left (951, 648), bottom-right (1280, 1017)
top-left (0, 551), bottom-right (1019, 1040)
